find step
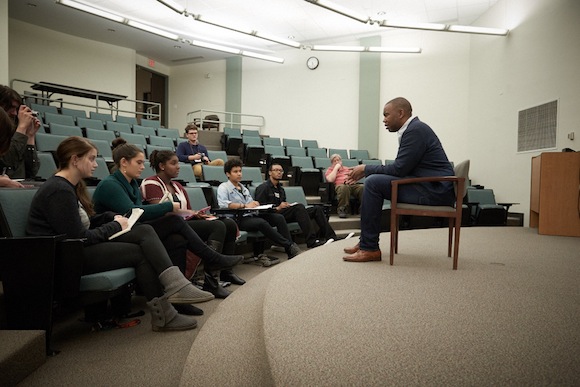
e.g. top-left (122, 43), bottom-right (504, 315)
top-left (0, 330), bottom-right (46, 386)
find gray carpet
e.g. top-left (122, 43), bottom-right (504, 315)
top-left (18, 227), bottom-right (580, 386)
top-left (181, 227), bottom-right (580, 386)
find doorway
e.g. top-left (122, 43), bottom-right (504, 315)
top-left (136, 66), bottom-right (167, 127)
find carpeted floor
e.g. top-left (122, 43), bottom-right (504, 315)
top-left (19, 227), bottom-right (580, 386)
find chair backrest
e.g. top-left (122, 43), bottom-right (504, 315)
top-left (314, 157), bottom-right (332, 170)
top-left (362, 159), bottom-right (382, 165)
top-left (36, 133), bottom-right (68, 152)
top-left (120, 132), bottom-right (147, 146)
top-left (36, 152), bottom-right (57, 180)
top-left (147, 144), bottom-right (174, 157)
top-left (467, 188), bottom-right (497, 206)
top-left (283, 186), bottom-right (308, 206)
top-left (44, 112), bottom-right (75, 127)
top-left (291, 156), bottom-right (315, 169)
top-left (149, 135), bottom-right (175, 148)
top-left (453, 160), bottom-right (470, 199)
top-left (85, 127), bottom-right (116, 142)
top-left (49, 123), bottom-right (83, 137)
top-left (262, 137), bottom-right (281, 146)
top-left (349, 149), bottom-right (370, 160)
top-left (283, 138), bottom-right (301, 148)
top-left (89, 111), bottom-right (114, 122)
top-left (182, 186), bottom-right (209, 210)
top-left (91, 139), bottom-right (113, 161)
top-left (307, 147), bottom-right (327, 158)
top-left (30, 103), bottom-right (58, 117)
top-left (157, 128), bottom-right (180, 140)
top-left (60, 107), bottom-right (87, 121)
top-left (242, 135), bottom-right (262, 146)
top-left (77, 117), bottom-right (105, 130)
top-left (140, 160), bottom-right (156, 180)
top-left (286, 146), bottom-right (306, 157)
top-left (202, 165), bottom-right (228, 184)
top-left (93, 157), bottom-right (111, 180)
top-left (133, 125), bottom-right (157, 137)
top-left (329, 148), bottom-right (349, 160)
top-left (0, 188), bottom-right (38, 237)
top-left (116, 116), bottom-right (138, 126)
top-left (106, 121), bottom-right (133, 134)
top-left (224, 127), bottom-right (242, 138)
top-left (302, 139), bottom-right (319, 149)
top-left (140, 118), bottom-right (161, 129)
top-left (242, 166), bottom-right (264, 186)
top-left (341, 158), bottom-right (359, 167)
top-left (207, 150), bottom-right (228, 162)
top-left (264, 145), bottom-right (286, 157)
top-left (242, 129), bottom-right (260, 137)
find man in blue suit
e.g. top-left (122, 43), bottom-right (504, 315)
top-left (343, 97), bottom-right (455, 262)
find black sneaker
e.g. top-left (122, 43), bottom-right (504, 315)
top-left (307, 239), bottom-right (325, 248)
top-left (286, 243), bottom-right (303, 259)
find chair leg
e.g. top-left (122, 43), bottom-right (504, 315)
top-left (390, 214), bottom-right (398, 266)
top-left (448, 219), bottom-right (454, 257)
top-left (453, 218), bottom-right (461, 270)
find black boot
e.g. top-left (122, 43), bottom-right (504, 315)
top-left (220, 269), bottom-right (246, 285)
top-left (201, 250), bottom-right (244, 272)
top-left (202, 272), bottom-right (231, 299)
top-left (207, 240), bottom-right (223, 253)
top-left (172, 303), bottom-right (204, 316)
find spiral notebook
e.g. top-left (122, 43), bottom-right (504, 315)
top-left (109, 208), bottom-right (144, 240)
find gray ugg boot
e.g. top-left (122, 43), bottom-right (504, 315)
top-left (147, 297), bottom-right (198, 332)
top-left (159, 266), bottom-right (215, 304)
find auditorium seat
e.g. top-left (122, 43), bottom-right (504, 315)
top-left (307, 147), bottom-right (327, 158)
top-left (262, 137), bottom-right (281, 146)
top-left (60, 107), bottom-right (87, 122)
top-left (282, 138), bottom-right (301, 148)
top-left (49, 123), bottom-right (83, 137)
top-left (36, 152), bottom-right (57, 180)
top-left (133, 125), bottom-right (157, 138)
top-left (302, 139), bottom-right (319, 149)
top-left (85, 127), bottom-right (116, 143)
top-left (115, 116), bottom-right (138, 126)
top-left (106, 121), bottom-right (132, 135)
top-left (286, 146), bottom-right (306, 157)
top-left (89, 111), bottom-right (114, 122)
top-left (77, 117), bottom-right (105, 130)
top-left (149, 135), bottom-right (175, 149)
top-left (328, 148), bottom-right (349, 159)
top-left (36, 133), bottom-right (67, 153)
top-left (44, 112), bottom-right (75, 127)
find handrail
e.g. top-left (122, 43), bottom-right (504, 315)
top-left (10, 79), bottom-right (162, 123)
top-left (187, 109), bottom-right (265, 133)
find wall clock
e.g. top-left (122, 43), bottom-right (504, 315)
top-left (307, 56), bottom-right (319, 70)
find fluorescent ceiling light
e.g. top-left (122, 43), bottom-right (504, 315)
top-left (157, 0), bottom-right (186, 14)
top-left (305, 0), bottom-right (369, 24)
top-left (241, 51), bottom-right (285, 64)
top-left (192, 15), bottom-right (254, 35)
top-left (367, 47), bottom-right (421, 53)
top-left (254, 32), bottom-right (301, 48)
top-left (447, 25), bottom-right (509, 36)
top-left (57, 0), bottom-right (125, 23)
top-left (380, 20), bottom-right (446, 31)
top-left (312, 45), bottom-right (365, 52)
top-left (127, 20), bottom-right (179, 40)
top-left (190, 40), bottom-right (241, 55)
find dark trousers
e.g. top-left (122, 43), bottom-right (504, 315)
top-left (280, 203), bottom-right (337, 245)
top-left (83, 223), bottom-right (172, 300)
top-left (187, 217), bottom-right (238, 255)
top-left (359, 174), bottom-right (455, 251)
top-left (237, 213), bottom-right (293, 249)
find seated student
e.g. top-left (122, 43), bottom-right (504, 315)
top-left (26, 136), bottom-right (205, 332)
top-left (141, 149), bottom-right (245, 299)
top-left (255, 163), bottom-right (338, 248)
top-left (325, 153), bottom-right (364, 218)
top-left (176, 124), bottom-right (224, 179)
top-left (91, 139), bottom-right (243, 311)
top-left (0, 85), bottom-right (40, 180)
top-left (217, 159), bottom-right (303, 260)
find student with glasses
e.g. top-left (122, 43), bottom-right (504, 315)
top-left (217, 159), bottom-right (303, 260)
top-left (255, 163), bottom-right (338, 248)
top-left (176, 124), bottom-right (224, 179)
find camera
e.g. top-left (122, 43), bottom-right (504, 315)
top-left (31, 110), bottom-right (39, 117)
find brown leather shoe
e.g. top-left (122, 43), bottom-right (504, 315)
top-left (343, 243), bottom-right (360, 254)
top-left (343, 249), bottom-right (382, 262)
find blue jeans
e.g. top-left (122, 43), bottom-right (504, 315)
top-left (359, 174), bottom-right (454, 251)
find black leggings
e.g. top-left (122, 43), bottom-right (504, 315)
top-left (187, 217), bottom-right (238, 255)
top-left (82, 223), bottom-right (172, 300)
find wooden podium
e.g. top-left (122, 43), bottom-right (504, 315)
top-left (530, 152), bottom-right (580, 237)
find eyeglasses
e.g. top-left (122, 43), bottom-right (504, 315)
top-left (270, 168), bottom-right (284, 172)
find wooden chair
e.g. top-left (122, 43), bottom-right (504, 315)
top-left (389, 160), bottom-right (470, 270)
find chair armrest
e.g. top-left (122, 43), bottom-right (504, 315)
top-left (497, 202), bottom-right (519, 211)
top-left (54, 238), bottom-right (86, 299)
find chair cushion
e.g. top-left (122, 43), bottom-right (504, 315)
top-left (79, 268), bottom-right (136, 292)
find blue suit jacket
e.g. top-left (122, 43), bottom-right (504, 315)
top-left (365, 117), bottom-right (455, 202)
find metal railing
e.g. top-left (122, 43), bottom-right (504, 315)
top-left (10, 79), bottom-right (162, 123)
top-left (187, 109), bottom-right (265, 133)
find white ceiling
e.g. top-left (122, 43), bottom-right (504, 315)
top-left (8, 0), bottom-right (500, 65)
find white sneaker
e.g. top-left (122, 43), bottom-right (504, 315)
top-left (344, 232), bottom-right (355, 240)
top-left (323, 238), bottom-right (335, 246)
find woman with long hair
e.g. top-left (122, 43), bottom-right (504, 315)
top-left (26, 136), bottom-right (208, 332)
top-left (92, 139), bottom-right (243, 304)
top-left (141, 149), bottom-right (245, 298)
